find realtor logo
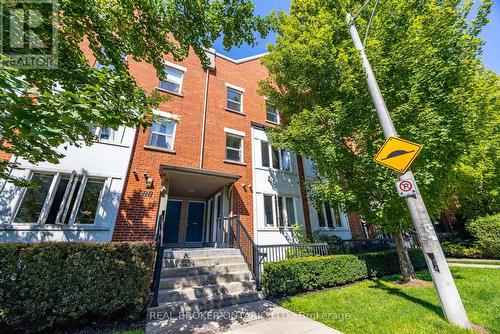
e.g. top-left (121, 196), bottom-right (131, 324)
top-left (0, 0), bottom-right (58, 69)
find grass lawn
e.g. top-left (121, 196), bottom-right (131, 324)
top-left (280, 267), bottom-right (499, 334)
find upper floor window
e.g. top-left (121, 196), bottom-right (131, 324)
top-left (159, 63), bottom-right (186, 94)
top-left (94, 49), bottom-right (126, 71)
top-left (149, 118), bottom-right (177, 150)
top-left (14, 171), bottom-right (105, 225)
top-left (317, 201), bottom-right (343, 229)
top-left (261, 140), bottom-right (292, 171)
top-left (225, 83), bottom-right (244, 113)
top-left (266, 103), bottom-right (280, 124)
top-left (90, 126), bottom-right (123, 144)
top-left (226, 134), bottom-right (243, 162)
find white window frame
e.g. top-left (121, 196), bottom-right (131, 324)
top-left (263, 194), bottom-right (276, 228)
top-left (92, 126), bottom-right (125, 144)
top-left (148, 116), bottom-right (178, 151)
top-left (225, 83), bottom-right (244, 114)
top-left (265, 103), bottom-right (280, 124)
top-left (159, 62), bottom-right (186, 94)
top-left (224, 128), bottom-right (245, 163)
top-left (317, 202), bottom-right (345, 230)
top-left (11, 170), bottom-right (108, 226)
top-left (276, 196), bottom-right (297, 227)
top-left (260, 140), bottom-right (293, 172)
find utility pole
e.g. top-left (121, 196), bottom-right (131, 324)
top-left (346, 13), bottom-right (472, 329)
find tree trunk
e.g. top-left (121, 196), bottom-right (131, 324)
top-left (392, 230), bottom-right (416, 282)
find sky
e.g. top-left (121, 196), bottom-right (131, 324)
top-left (212, 0), bottom-right (500, 73)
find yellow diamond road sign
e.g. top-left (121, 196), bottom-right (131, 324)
top-left (374, 137), bottom-right (423, 174)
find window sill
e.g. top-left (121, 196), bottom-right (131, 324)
top-left (225, 108), bottom-right (246, 116)
top-left (255, 166), bottom-right (297, 175)
top-left (155, 87), bottom-right (184, 97)
top-left (95, 140), bottom-right (129, 148)
top-left (0, 223), bottom-right (109, 231)
top-left (258, 226), bottom-right (294, 231)
top-left (265, 120), bottom-right (280, 126)
top-left (223, 160), bottom-right (247, 166)
top-left (144, 145), bottom-right (176, 154)
top-left (315, 227), bottom-right (349, 232)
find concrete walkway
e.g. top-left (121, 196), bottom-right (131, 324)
top-left (446, 258), bottom-right (500, 268)
top-left (447, 262), bottom-right (500, 269)
top-left (146, 300), bottom-right (342, 334)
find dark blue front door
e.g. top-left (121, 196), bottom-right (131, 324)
top-left (164, 201), bottom-right (182, 243)
top-left (185, 202), bottom-right (205, 242)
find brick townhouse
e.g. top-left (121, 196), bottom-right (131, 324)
top-left (0, 46), bottom-right (366, 245)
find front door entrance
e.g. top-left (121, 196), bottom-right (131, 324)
top-left (163, 200), bottom-right (182, 244)
top-left (163, 199), bottom-right (206, 246)
top-left (185, 202), bottom-right (205, 242)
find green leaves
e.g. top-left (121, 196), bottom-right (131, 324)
top-left (261, 0), bottom-right (497, 231)
top-left (1, 0), bottom-right (272, 184)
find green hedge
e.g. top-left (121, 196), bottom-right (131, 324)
top-left (262, 249), bottom-right (426, 298)
top-left (467, 214), bottom-right (500, 258)
top-left (0, 242), bottom-right (155, 333)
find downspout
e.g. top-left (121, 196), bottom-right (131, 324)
top-left (199, 68), bottom-right (210, 169)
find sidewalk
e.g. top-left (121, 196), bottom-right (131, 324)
top-left (146, 300), bottom-right (342, 334)
top-left (447, 258), bottom-right (500, 269)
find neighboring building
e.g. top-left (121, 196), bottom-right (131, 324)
top-left (0, 47), bottom-right (359, 245)
top-left (0, 126), bottom-right (136, 242)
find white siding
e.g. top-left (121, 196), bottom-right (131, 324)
top-left (0, 127), bottom-right (136, 242)
top-left (251, 127), bottom-right (305, 245)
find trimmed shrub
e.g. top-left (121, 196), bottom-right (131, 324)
top-left (262, 249), bottom-right (426, 298)
top-left (467, 214), bottom-right (500, 258)
top-left (0, 242), bottom-right (155, 333)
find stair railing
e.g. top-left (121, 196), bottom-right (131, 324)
top-left (150, 211), bottom-right (165, 308)
top-left (224, 215), bottom-right (266, 287)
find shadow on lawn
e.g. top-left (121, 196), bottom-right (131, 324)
top-left (369, 279), bottom-right (444, 318)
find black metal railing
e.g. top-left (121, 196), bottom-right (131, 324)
top-left (150, 211), bottom-right (165, 308)
top-left (221, 215), bottom-right (329, 286)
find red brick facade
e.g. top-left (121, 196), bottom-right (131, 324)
top-left (111, 50), bottom-right (286, 241)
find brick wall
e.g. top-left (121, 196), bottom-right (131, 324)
top-left (112, 52), bottom-right (272, 241)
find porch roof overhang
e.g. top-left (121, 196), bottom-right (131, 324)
top-left (160, 164), bottom-right (241, 199)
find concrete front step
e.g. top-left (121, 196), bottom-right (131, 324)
top-left (163, 248), bottom-right (241, 259)
top-left (163, 255), bottom-right (245, 268)
top-left (160, 271), bottom-right (253, 290)
top-left (157, 281), bottom-right (257, 303)
top-left (148, 290), bottom-right (264, 320)
top-left (161, 263), bottom-right (249, 278)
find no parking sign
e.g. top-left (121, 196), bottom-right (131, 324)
top-left (396, 178), bottom-right (417, 197)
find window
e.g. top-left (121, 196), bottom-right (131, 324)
top-left (263, 195), bottom-right (296, 228)
top-left (94, 49), bottom-right (126, 71)
top-left (277, 196), bottom-right (296, 227)
top-left (14, 173), bottom-right (53, 224)
top-left (149, 118), bottom-right (176, 150)
top-left (159, 65), bottom-right (185, 94)
top-left (14, 171), bottom-right (106, 225)
top-left (266, 103), bottom-right (280, 124)
top-left (226, 134), bottom-right (243, 162)
top-left (227, 88), bottom-right (243, 113)
top-left (90, 126), bottom-right (122, 143)
top-left (264, 195), bottom-right (274, 227)
top-left (260, 141), bottom-right (292, 172)
top-left (317, 202), bottom-right (343, 229)
top-left (261, 141), bottom-right (270, 167)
